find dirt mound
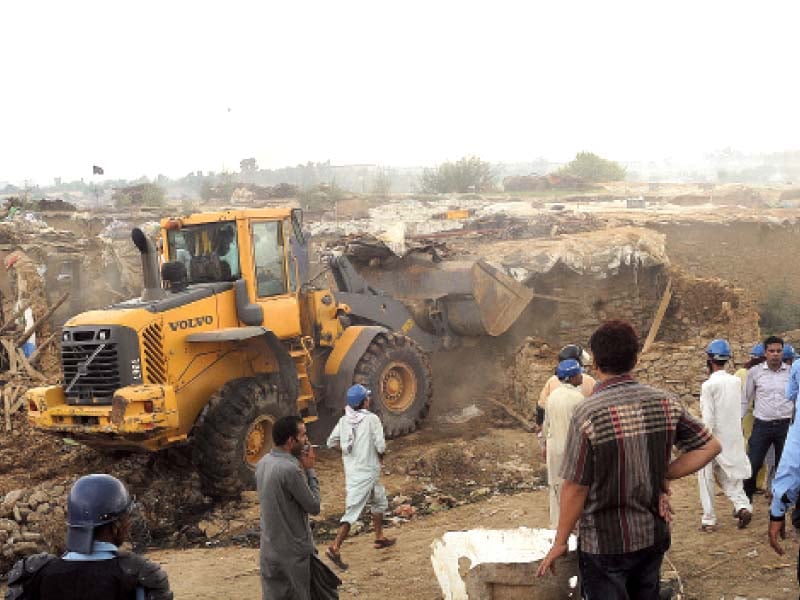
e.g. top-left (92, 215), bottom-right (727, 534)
top-left (0, 419), bottom-right (211, 573)
top-left (0, 414), bottom-right (95, 492)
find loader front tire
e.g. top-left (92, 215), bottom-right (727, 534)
top-left (353, 332), bottom-right (432, 438)
top-left (192, 376), bottom-right (292, 497)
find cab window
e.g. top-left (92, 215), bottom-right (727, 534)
top-left (253, 221), bottom-right (287, 297)
top-left (167, 221), bottom-right (240, 283)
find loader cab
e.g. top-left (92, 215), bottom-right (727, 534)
top-left (161, 210), bottom-right (306, 338)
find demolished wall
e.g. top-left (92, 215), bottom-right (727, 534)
top-left (473, 227), bottom-right (670, 348)
top-left (0, 214), bottom-right (161, 327)
top-left (505, 264), bottom-right (761, 419)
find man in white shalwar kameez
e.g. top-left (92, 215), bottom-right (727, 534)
top-left (698, 339), bottom-right (753, 531)
top-left (541, 359), bottom-right (585, 529)
top-left (325, 384), bottom-right (395, 570)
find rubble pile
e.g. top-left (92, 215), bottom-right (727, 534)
top-left (33, 198), bottom-right (77, 212)
top-left (230, 183), bottom-right (298, 203)
top-left (660, 268), bottom-right (761, 349)
top-left (0, 433), bottom-right (211, 572)
top-left (0, 217), bottom-right (74, 248)
top-left (476, 226), bottom-right (668, 284)
top-left (0, 479), bottom-right (71, 567)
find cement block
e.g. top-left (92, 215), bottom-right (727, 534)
top-left (431, 528), bottom-right (579, 600)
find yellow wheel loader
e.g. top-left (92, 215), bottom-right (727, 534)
top-left (26, 208), bottom-right (531, 496)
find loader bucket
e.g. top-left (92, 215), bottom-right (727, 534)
top-left (452, 260), bottom-right (534, 336)
top-left (359, 259), bottom-right (533, 338)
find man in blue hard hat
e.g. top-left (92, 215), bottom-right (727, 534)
top-left (5, 474), bottom-right (172, 600)
top-left (697, 339), bottom-right (752, 532)
top-left (742, 336), bottom-right (793, 502)
top-left (541, 358), bottom-right (584, 529)
top-left (325, 384), bottom-right (394, 570)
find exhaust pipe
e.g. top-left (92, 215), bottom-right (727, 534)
top-left (131, 228), bottom-right (167, 302)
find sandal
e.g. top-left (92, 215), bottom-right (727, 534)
top-left (325, 547), bottom-right (349, 570)
top-left (374, 537), bottom-right (396, 549)
top-left (698, 524), bottom-right (717, 533)
top-left (736, 509), bottom-right (752, 529)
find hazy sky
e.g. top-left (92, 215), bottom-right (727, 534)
top-left (2, 1), bottom-right (799, 185)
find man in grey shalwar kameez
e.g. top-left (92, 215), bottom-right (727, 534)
top-left (256, 415), bottom-right (320, 599)
top-left (325, 384), bottom-right (396, 569)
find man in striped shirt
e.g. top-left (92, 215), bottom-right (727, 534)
top-left (537, 320), bottom-right (721, 599)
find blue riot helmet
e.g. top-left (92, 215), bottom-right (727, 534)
top-left (66, 474), bottom-right (134, 554)
top-left (750, 343), bottom-right (765, 358)
top-left (705, 339), bottom-right (732, 361)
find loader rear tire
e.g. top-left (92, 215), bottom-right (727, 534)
top-left (353, 332), bottom-right (432, 438)
top-left (192, 376), bottom-right (293, 497)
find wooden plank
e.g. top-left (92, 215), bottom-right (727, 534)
top-left (17, 350), bottom-right (46, 382)
top-left (15, 292), bottom-right (69, 347)
top-left (2, 385), bottom-right (20, 432)
top-left (642, 279), bottom-right (673, 355)
top-left (9, 393), bottom-right (25, 414)
top-left (3, 386), bottom-right (10, 432)
top-left (0, 300), bottom-right (32, 336)
top-left (2, 338), bottom-right (18, 374)
top-left (28, 331), bottom-right (59, 366)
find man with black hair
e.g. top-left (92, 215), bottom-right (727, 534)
top-left (256, 415), bottom-right (321, 600)
top-left (537, 320), bottom-right (720, 599)
top-left (742, 336), bottom-right (793, 502)
top-left (5, 474), bottom-right (172, 600)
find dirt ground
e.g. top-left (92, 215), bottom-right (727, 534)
top-left (1, 386), bottom-right (798, 599)
top-left (148, 421), bottom-right (798, 600)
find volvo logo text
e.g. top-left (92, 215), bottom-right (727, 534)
top-left (169, 315), bottom-right (213, 331)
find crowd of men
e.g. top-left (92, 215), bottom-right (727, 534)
top-left (535, 327), bottom-right (800, 599)
top-left (9, 320), bottom-right (800, 599)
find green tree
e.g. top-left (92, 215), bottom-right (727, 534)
top-left (240, 157), bottom-right (258, 173)
top-left (418, 156), bottom-right (496, 193)
top-left (557, 152), bottom-right (626, 182)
